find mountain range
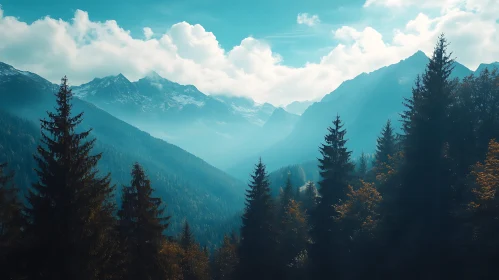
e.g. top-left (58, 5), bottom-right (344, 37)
top-left (70, 71), bottom-right (298, 170)
top-left (2, 51), bottom-right (498, 189)
top-left (228, 51), bottom-right (499, 180)
top-left (0, 61), bottom-right (246, 245)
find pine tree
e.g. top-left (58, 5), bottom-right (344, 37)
top-left (0, 163), bottom-right (25, 280)
top-left (374, 120), bottom-right (396, 169)
top-left (118, 162), bottom-right (171, 280)
top-left (294, 183), bottom-right (302, 202)
top-left (179, 221), bottom-right (210, 280)
top-left (276, 174), bottom-right (308, 278)
top-left (237, 158), bottom-right (280, 280)
top-left (358, 151), bottom-right (368, 179)
top-left (389, 34), bottom-right (458, 278)
top-left (309, 115), bottom-right (355, 279)
top-left (278, 173), bottom-right (294, 216)
top-left (279, 200), bottom-right (309, 280)
top-left (212, 234), bottom-right (239, 280)
top-left (301, 181), bottom-right (318, 216)
top-left (180, 221), bottom-right (194, 250)
top-left (372, 120), bottom-right (402, 195)
top-left (25, 76), bottom-right (121, 280)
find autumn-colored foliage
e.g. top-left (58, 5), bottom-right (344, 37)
top-left (374, 151), bottom-right (403, 185)
top-left (469, 139), bottom-right (499, 211)
top-left (335, 181), bottom-right (382, 235)
top-left (158, 241), bottom-right (184, 280)
top-left (212, 235), bottom-right (239, 280)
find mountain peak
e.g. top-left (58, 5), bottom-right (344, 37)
top-left (145, 70), bottom-right (163, 81)
top-left (285, 100), bottom-right (313, 115)
top-left (405, 50), bottom-right (428, 62)
top-left (116, 73), bottom-right (127, 79)
top-left (110, 73), bottom-right (131, 84)
top-left (268, 107), bottom-right (298, 121)
top-left (263, 107), bottom-right (299, 129)
top-left (272, 107), bottom-right (286, 114)
top-left (414, 50), bottom-right (427, 56)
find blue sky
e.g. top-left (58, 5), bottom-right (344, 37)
top-left (0, 0), bottom-right (498, 105)
top-left (2, 0), bottom-right (391, 66)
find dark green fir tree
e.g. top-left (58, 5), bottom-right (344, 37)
top-left (374, 119), bottom-right (396, 170)
top-left (25, 76), bottom-right (121, 280)
top-left (118, 162), bottom-right (170, 280)
top-left (358, 151), bottom-right (368, 179)
top-left (387, 34), bottom-right (458, 278)
top-left (279, 173), bottom-right (294, 216)
top-left (309, 115), bottom-right (355, 280)
top-left (0, 163), bottom-right (25, 280)
top-left (180, 220), bottom-right (194, 251)
top-left (237, 158), bottom-right (280, 280)
top-left (301, 181), bottom-right (318, 216)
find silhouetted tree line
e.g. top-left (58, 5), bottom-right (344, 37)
top-left (2, 34), bottom-right (499, 279)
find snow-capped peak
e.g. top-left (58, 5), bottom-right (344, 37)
top-left (144, 71), bottom-right (163, 81)
top-left (0, 62), bottom-right (32, 77)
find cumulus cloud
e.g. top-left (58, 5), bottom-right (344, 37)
top-left (297, 13), bottom-right (320, 26)
top-left (143, 27), bottom-right (153, 40)
top-left (0, 2), bottom-right (498, 106)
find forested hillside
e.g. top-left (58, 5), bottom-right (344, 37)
top-left (228, 49), bottom-right (476, 180)
top-left (2, 34), bottom-right (499, 280)
top-left (0, 62), bottom-right (246, 247)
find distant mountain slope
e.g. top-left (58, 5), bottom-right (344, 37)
top-left (267, 154), bottom-right (373, 196)
top-left (228, 50), bottom-right (474, 180)
top-left (284, 100), bottom-right (314, 115)
top-left (213, 94), bottom-right (277, 126)
top-left (69, 72), bottom-right (292, 170)
top-left (264, 107), bottom-right (299, 126)
top-left (475, 62), bottom-right (499, 74)
top-left (0, 62), bottom-right (246, 246)
top-left (267, 160), bottom-right (320, 196)
top-left (72, 72), bottom-right (244, 124)
top-left (229, 108), bottom-right (300, 162)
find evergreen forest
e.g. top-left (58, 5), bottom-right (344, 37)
top-left (2, 34), bottom-right (499, 280)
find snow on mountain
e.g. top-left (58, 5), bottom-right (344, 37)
top-left (170, 94), bottom-right (205, 108)
top-left (0, 62), bottom-right (58, 93)
top-left (71, 72), bottom-right (213, 115)
top-left (0, 62), bottom-right (24, 77)
top-left (72, 69), bottom-right (278, 125)
top-left (214, 95), bottom-right (276, 126)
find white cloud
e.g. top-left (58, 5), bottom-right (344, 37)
top-left (363, 0), bottom-right (461, 9)
top-left (0, 2), bottom-right (498, 106)
top-left (143, 27), bottom-right (153, 40)
top-left (297, 13), bottom-right (320, 26)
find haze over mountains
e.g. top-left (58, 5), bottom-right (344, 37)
top-left (70, 71), bottom-right (299, 169)
top-left (2, 50), bottom-right (498, 183)
top-left (0, 61), bottom-right (246, 243)
top-left (228, 51), bottom-right (499, 180)
top-left (284, 100), bottom-right (315, 115)
top-left (1, 48), bottom-right (499, 246)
